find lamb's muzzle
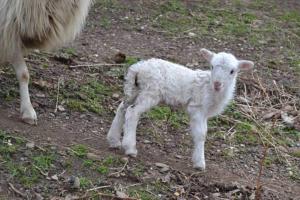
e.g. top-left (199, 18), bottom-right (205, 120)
top-left (107, 48), bottom-right (254, 170)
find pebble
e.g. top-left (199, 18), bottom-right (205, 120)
top-left (26, 142), bottom-right (35, 149)
top-left (68, 176), bottom-right (80, 189)
top-left (87, 152), bottom-right (101, 161)
top-left (155, 162), bottom-right (170, 172)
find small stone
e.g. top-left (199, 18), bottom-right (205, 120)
top-left (68, 176), bottom-right (80, 189)
top-left (188, 32), bottom-right (196, 37)
top-left (58, 105), bottom-right (65, 112)
top-left (116, 191), bottom-right (128, 198)
top-left (143, 140), bottom-right (152, 144)
top-left (26, 142), bottom-right (35, 149)
top-left (155, 163), bottom-right (169, 168)
top-left (155, 162), bottom-right (170, 172)
top-left (35, 193), bottom-right (44, 200)
top-left (51, 174), bottom-right (59, 181)
top-left (112, 93), bottom-right (120, 100)
top-left (36, 93), bottom-right (46, 98)
top-left (87, 153), bottom-right (101, 161)
top-left (212, 193), bottom-right (220, 197)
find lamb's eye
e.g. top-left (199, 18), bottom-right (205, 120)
top-left (230, 70), bottom-right (234, 74)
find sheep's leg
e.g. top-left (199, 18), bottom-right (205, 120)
top-left (189, 111), bottom-right (207, 170)
top-left (107, 101), bottom-right (126, 148)
top-left (12, 53), bottom-right (37, 125)
top-left (122, 94), bottom-right (159, 157)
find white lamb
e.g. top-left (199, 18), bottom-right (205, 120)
top-left (0, 0), bottom-right (93, 124)
top-left (107, 48), bottom-right (254, 170)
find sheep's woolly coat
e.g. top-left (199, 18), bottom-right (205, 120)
top-left (0, 0), bottom-right (93, 62)
top-left (124, 58), bottom-right (234, 118)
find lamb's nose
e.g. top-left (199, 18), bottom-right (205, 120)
top-left (214, 81), bottom-right (222, 91)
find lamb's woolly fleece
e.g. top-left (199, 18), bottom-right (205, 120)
top-left (125, 58), bottom-right (234, 118)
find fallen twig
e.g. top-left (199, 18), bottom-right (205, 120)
top-left (254, 145), bottom-right (269, 200)
top-left (86, 185), bottom-right (111, 192)
top-left (73, 192), bottom-right (139, 200)
top-left (8, 183), bottom-right (27, 198)
top-left (33, 164), bottom-right (49, 177)
top-left (54, 77), bottom-right (62, 113)
top-left (70, 63), bottom-right (125, 69)
top-left (109, 159), bottom-right (129, 177)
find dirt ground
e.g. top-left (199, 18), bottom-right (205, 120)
top-left (0, 0), bottom-right (299, 199)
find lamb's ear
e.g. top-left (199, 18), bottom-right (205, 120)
top-left (238, 60), bottom-right (254, 71)
top-left (200, 48), bottom-right (215, 62)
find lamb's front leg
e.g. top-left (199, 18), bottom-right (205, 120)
top-left (189, 111), bottom-right (207, 170)
top-left (12, 53), bottom-right (37, 125)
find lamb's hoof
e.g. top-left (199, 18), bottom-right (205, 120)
top-left (21, 107), bottom-right (37, 125)
top-left (193, 165), bottom-right (206, 171)
top-left (193, 161), bottom-right (206, 171)
top-left (124, 148), bottom-right (137, 158)
top-left (107, 136), bottom-right (122, 149)
top-left (108, 141), bottom-right (122, 149)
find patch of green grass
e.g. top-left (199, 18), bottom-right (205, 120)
top-left (95, 0), bottom-right (122, 10)
top-left (97, 165), bottom-right (109, 175)
top-left (62, 48), bottom-right (77, 56)
top-left (6, 162), bottom-right (40, 187)
top-left (102, 155), bottom-right (123, 166)
top-left (146, 106), bottom-right (188, 129)
top-left (125, 56), bottom-right (140, 66)
top-left (127, 184), bottom-right (161, 200)
top-left (160, 0), bottom-right (187, 14)
top-left (33, 154), bottom-right (55, 171)
top-left (100, 17), bottom-right (111, 29)
top-left (64, 79), bottom-right (113, 114)
top-left (263, 156), bottom-right (273, 167)
top-left (0, 131), bottom-right (24, 159)
top-left (132, 163), bottom-right (146, 177)
top-left (79, 177), bottom-right (92, 189)
top-left (71, 144), bottom-right (88, 158)
top-left (291, 150), bottom-right (300, 158)
top-left (280, 11), bottom-right (300, 23)
top-left (83, 159), bottom-right (94, 167)
top-left (288, 166), bottom-right (300, 181)
top-left (234, 132), bottom-right (258, 144)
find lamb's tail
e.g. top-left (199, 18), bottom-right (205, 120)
top-left (124, 64), bottom-right (140, 105)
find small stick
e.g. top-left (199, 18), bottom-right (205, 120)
top-left (70, 63), bottom-right (125, 69)
top-left (108, 159), bottom-right (129, 177)
top-left (54, 77), bottom-right (62, 113)
top-left (254, 145), bottom-right (269, 200)
top-left (74, 192), bottom-right (139, 200)
top-left (33, 164), bottom-right (48, 177)
top-left (86, 185), bottom-right (111, 192)
top-left (8, 183), bottom-right (27, 198)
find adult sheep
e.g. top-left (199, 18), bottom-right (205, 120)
top-left (0, 0), bottom-right (94, 124)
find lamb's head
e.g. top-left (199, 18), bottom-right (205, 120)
top-left (200, 48), bottom-right (254, 92)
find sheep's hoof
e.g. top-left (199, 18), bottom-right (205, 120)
top-left (108, 141), bottom-right (122, 149)
top-left (21, 107), bottom-right (37, 125)
top-left (22, 117), bottom-right (37, 125)
top-left (124, 149), bottom-right (137, 158)
top-left (193, 161), bottom-right (206, 171)
top-left (193, 165), bottom-right (206, 171)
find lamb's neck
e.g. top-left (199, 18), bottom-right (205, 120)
top-left (206, 83), bottom-right (235, 117)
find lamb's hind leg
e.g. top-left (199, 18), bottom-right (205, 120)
top-left (12, 52), bottom-right (37, 125)
top-left (122, 93), bottom-right (159, 157)
top-left (107, 101), bottom-right (126, 148)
